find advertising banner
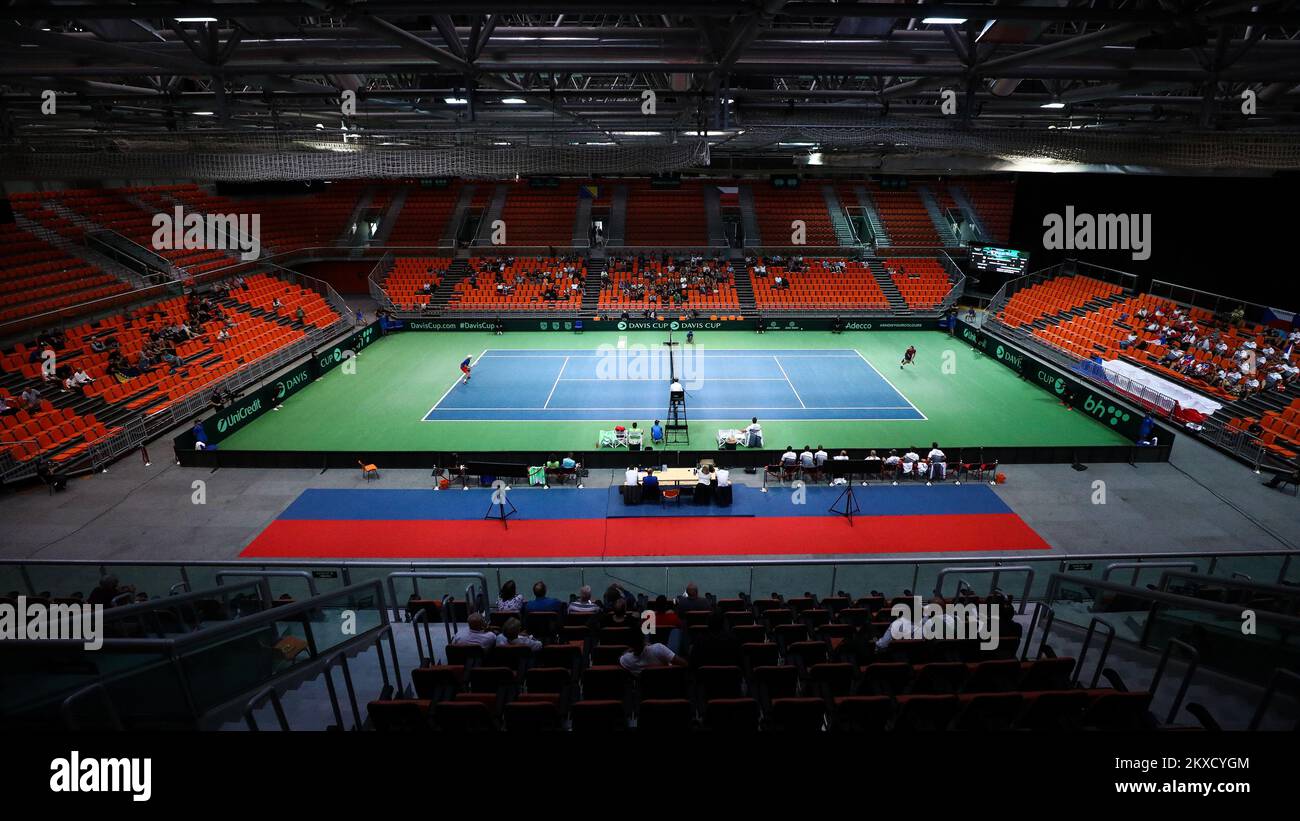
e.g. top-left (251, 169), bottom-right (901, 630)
top-left (398, 316), bottom-right (945, 332)
top-left (180, 321), bottom-right (381, 447)
top-left (955, 319), bottom-right (1152, 442)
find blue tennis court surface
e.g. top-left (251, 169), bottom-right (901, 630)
top-left (423, 348), bottom-right (925, 421)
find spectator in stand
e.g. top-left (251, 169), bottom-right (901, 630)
top-left (651, 595), bottom-right (682, 631)
top-left (87, 575), bottom-right (134, 607)
top-left (521, 581), bottom-right (567, 616)
top-left (603, 596), bottom-right (633, 628)
top-left (877, 598), bottom-right (934, 650)
top-left (604, 583), bottom-right (636, 610)
top-left (619, 625), bottom-right (686, 676)
top-left (0, 395), bottom-right (16, 416)
top-left (495, 617), bottom-right (542, 652)
top-left (675, 582), bottom-right (712, 615)
top-left (20, 386), bottom-right (41, 411)
top-left (495, 580), bottom-right (524, 612)
top-left (568, 585), bottom-right (602, 615)
top-left (451, 612), bottom-right (499, 649)
top-left (70, 368), bottom-right (94, 389)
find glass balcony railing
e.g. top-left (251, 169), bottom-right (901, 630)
top-left (0, 579), bottom-right (392, 730)
top-left (1043, 573), bottom-right (1300, 685)
top-left (2, 551), bottom-right (1294, 614)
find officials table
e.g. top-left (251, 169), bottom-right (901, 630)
top-left (634, 468), bottom-right (700, 486)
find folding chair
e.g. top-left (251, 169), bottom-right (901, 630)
top-left (358, 460), bottom-right (379, 481)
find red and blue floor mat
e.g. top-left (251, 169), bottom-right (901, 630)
top-left (241, 485), bottom-right (1050, 559)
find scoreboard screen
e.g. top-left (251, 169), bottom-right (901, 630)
top-left (970, 244), bottom-right (1030, 276)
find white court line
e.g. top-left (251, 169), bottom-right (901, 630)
top-left (853, 348), bottom-right (929, 422)
top-left (772, 355), bottom-right (807, 409)
top-left (542, 356), bottom-right (570, 409)
top-left (556, 377), bottom-right (789, 382)
top-left (424, 348), bottom-right (488, 417)
top-left (425, 405), bottom-right (914, 411)
top-left (477, 350), bottom-right (862, 358)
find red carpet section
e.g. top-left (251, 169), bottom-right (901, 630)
top-left (241, 486), bottom-right (1050, 559)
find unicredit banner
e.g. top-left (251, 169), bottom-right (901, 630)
top-left (176, 321), bottom-right (380, 448)
top-left (955, 319), bottom-right (1161, 444)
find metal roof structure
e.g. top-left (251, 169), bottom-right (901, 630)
top-left (4, 1), bottom-right (1300, 176)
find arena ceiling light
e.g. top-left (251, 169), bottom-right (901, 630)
top-left (191, 111), bottom-right (215, 116)
top-left (922, 17), bottom-right (968, 25)
top-left (444, 97), bottom-right (468, 105)
top-left (174, 17), bottom-right (218, 23)
top-left (611, 130), bottom-right (661, 136)
top-left (778, 141), bottom-right (818, 147)
top-left (1040, 102), bottom-right (1067, 109)
top-left (683, 130), bottom-right (744, 137)
top-left (499, 97), bottom-right (528, 105)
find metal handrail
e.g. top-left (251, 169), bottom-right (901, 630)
top-left (239, 622), bottom-right (396, 731)
top-left (1072, 617), bottom-right (1117, 688)
top-left (1103, 561), bottom-right (1199, 586)
top-left (215, 569), bottom-right (319, 599)
top-left (384, 571), bottom-right (488, 617)
top-left (1021, 601), bottom-right (1055, 662)
top-left (1249, 668), bottom-right (1300, 731)
top-left (1157, 569), bottom-right (1300, 603)
top-left (409, 605), bottom-right (436, 666)
top-left (1150, 638), bottom-right (1200, 725)
top-left (243, 686), bottom-right (290, 731)
top-left (5, 550), bottom-right (1296, 587)
top-left (60, 682), bottom-right (125, 731)
top-left (933, 565), bottom-right (1034, 614)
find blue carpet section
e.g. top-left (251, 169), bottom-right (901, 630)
top-left (276, 484), bottom-right (1012, 522)
top-left (423, 348), bottom-right (924, 422)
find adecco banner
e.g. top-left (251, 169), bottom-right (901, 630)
top-left (955, 319), bottom-right (1150, 442)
